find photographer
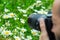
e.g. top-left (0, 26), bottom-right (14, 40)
top-left (39, 0), bottom-right (60, 40)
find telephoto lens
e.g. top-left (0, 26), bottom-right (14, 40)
top-left (27, 12), bottom-right (56, 40)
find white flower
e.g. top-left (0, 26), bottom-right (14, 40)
top-left (31, 29), bottom-right (39, 36)
top-left (14, 18), bottom-right (17, 20)
top-left (34, 10), bottom-right (38, 12)
top-left (5, 22), bottom-right (10, 26)
top-left (37, 9), bottom-right (48, 14)
top-left (18, 9), bottom-right (27, 13)
top-left (17, 6), bottom-right (21, 9)
top-left (4, 8), bottom-right (10, 12)
top-left (3, 14), bottom-right (9, 19)
top-left (23, 14), bottom-right (27, 17)
top-left (8, 12), bottom-right (15, 18)
top-left (14, 36), bottom-right (21, 40)
top-left (3, 13), bottom-right (16, 19)
top-left (42, 6), bottom-right (45, 9)
top-left (20, 32), bottom-right (24, 36)
top-left (32, 13), bottom-right (37, 15)
top-left (21, 9), bottom-right (27, 13)
top-left (2, 25), bottom-right (5, 27)
top-left (20, 19), bottom-right (25, 24)
top-left (6, 38), bottom-right (11, 40)
top-left (0, 28), bottom-right (3, 33)
top-left (21, 36), bottom-right (25, 39)
top-left (24, 38), bottom-right (31, 40)
top-left (2, 30), bottom-right (12, 36)
top-left (27, 36), bottom-right (32, 40)
top-left (35, 0), bottom-right (42, 7)
top-left (14, 29), bottom-right (18, 32)
top-left (25, 39), bottom-right (28, 40)
top-left (29, 6), bottom-right (34, 9)
top-left (20, 28), bottom-right (27, 33)
top-left (36, 0), bottom-right (41, 3)
top-left (14, 18), bottom-right (19, 20)
top-left (26, 5), bottom-right (34, 10)
top-left (16, 27), bottom-right (20, 30)
top-left (0, 27), bottom-right (6, 30)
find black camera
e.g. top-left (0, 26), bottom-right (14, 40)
top-left (27, 12), bottom-right (56, 40)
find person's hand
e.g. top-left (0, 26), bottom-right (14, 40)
top-left (39, 0), bottom-right (60, 40)
top-left (39, 18), bottom-right (49, 40)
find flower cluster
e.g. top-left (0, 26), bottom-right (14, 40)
top-left (0, 0), bottom-right (53, 40)
top-left (3, 12), bottom-right (16, 19)
top-left (0, 26), bottom-right (40, 40)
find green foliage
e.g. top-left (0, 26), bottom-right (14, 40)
top-left (0, 0), bottom-right (53, 40)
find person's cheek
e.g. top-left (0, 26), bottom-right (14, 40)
top-left (51, 25), bottom-right (56, 33)
top-left (52, 13), bottom-right (60, 31)
top-left (52, 25), bottom-right (60, 36)
top-left (52, 17), bottom-right (59, 34)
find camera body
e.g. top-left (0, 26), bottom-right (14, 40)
top-left (27, 13), bottom-right (56, 40)
top-left (28, 13), bottom-right (52, 31)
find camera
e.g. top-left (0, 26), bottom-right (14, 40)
top-left (27, 11), bottom-right (56, 40)
top-left (28, 13), bottom-right (52, 31)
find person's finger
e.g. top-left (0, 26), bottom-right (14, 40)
top-left (39, 18), bottom-right (47, 33)
top-left (39, 18), bottom-right (49, 40)
top-left (39, 33), bottom-right (49, 40)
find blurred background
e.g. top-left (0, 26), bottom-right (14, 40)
top-left (0, 0), bottom-right (53, 40)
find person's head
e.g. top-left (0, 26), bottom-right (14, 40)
top-left (52, 0), bottom-right (60, 39)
